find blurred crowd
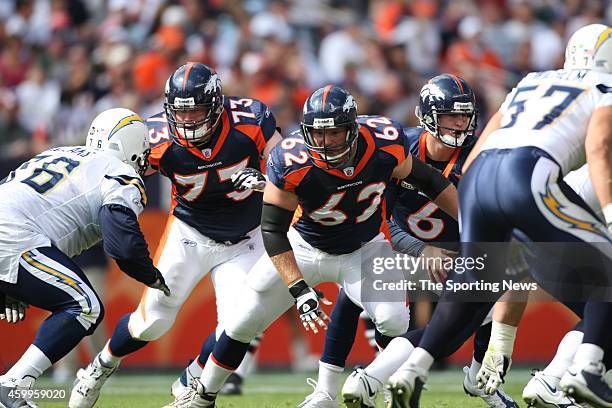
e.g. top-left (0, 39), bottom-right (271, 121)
top-left (0, 0), bottom-right (610, 166)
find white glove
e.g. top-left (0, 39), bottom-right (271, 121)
top-left (231, 168), bottom-right (266, 191)
top-left (476, 348), bottom-right (512, 395)
top-left (289, 280), bottom-right (330, 334)
top-left (0, 293), bottom-right (28, 323)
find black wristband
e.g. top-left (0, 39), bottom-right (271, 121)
top-left (289, 279), bottom-right (310, 299)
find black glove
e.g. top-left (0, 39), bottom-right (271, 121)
top-left (148, 267), bottom-right (171, 297)
top-left (231, 168), bottom-right (266, 191)
top-left (0, 292), bottom-right (28, 323)
top-left (289, 280), bottom-right (329, 333)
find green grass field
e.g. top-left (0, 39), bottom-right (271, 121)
top-left (36, 368), bottom-right (535, 407)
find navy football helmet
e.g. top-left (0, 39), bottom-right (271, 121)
top-left (416, 74), bottom-right (477, 147)
top-left (164, 62), bottom-right (224, 147)
top-left (300, 85), bottom-right (359, 168)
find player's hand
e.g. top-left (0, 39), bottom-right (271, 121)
top-left (231, 168), bottom-right (266, 191)
top-left (421, 245), bottom-right (456, 284)
top-left (0, 292), bottom-right (28, 323)
top-left (289, 280), bottom-right (330, 334)
top-left (148, 268), bottom-right (171, 297)
top-left (476, 348), bottom-right (512, 395)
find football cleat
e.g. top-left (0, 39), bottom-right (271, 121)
top-left (341, 367), bottom-right (383, 408)
top-left (462, 366), bottom-right (519, 408)
top-left (560, 362), bottom-right (612, 408)
top-left (171, 362), bottom-right (200, 398)
top-left (522, 370), bottom-right (583, 407)
top-left (69, 354), bottom-right (118, 408)
top-left (163, 378), bottom-right (216, 408)
top-left (0, 375), bottom-right (39, 408)
top-left (218, 373), bottom-right (243, 396)
top-left (387, 366), bottom-right (427, 408)
top-left (296, 378), bottom-right (338, 408)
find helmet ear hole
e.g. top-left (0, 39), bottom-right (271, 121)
top-left (131, 154), bottom-right (138, 162)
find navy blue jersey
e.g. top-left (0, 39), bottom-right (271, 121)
top-left (268, 115), bottom-right (410, 254)
top-left (147, 96), bottom-right (277, 243)
top-left (390, 127), bottom-right (472, 243)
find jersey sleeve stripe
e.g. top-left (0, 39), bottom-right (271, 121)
top-left (235, 124), bottom-right (266, 154)
top-left (150, 141), bottom-right (172, 169)
top-left (380, 144), bottom-right (407, 166)
top-left (104, 175), bottom-right (148, 207)
top-left (284, 166), bottom-right (312, 193)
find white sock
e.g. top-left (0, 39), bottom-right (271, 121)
top-left (543, 330), bottom-right (583, 379)
top-left (201, 356), bottom-right (233, 393)
top-left (5, 345), bottom-right (52, 382)
top-left (315, 361), bottom-right (343, 399)
top-left (366, 337), bottom-right (414, 382)
top-left (187, 357), bottom-right (204, 378)
top-left (235, 350), bottom-right (255, 379)
top-left (398, 347), bottom-right (434, 372)
top-left (467, 357), bottom-right (481, 383)
top-left (489, 321), bottom-right (517, 356)
top-left (99, 341), bottom-right (122, 368)
top-left (573, 343), bottom-right (604, 367)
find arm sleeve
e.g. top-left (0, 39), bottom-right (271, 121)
top-left (99, 204), bottom-right (157, 285)
top-left (404, 157), bottom-right (451, 201)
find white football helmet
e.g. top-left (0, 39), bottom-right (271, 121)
top-left (564, 23), bottom-right (612, 74)
top-left (86, 108), bottom-right (150, 176)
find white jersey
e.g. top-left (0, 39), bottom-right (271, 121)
top-left (0, 146), bottom-right (146, 283)
top-left (482, 69), bottom-right (612, 174)
top-left (564, 164), bottom-right (602, 219)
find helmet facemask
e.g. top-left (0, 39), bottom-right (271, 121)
top-left (165, 97), bottom-right (223, 148)
top-left (417, 105), bottom-right (477, 148)
top-left (301, 121), bottom-right (359, 169)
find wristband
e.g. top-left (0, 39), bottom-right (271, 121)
top-left (289, 279), bottom-right (309, 299)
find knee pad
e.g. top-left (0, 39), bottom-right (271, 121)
top-left (373, 305), bottom-right (410, 337)
top-left (225, 305), bottom-right (266, 344)
top-left (128, 310), bottom-right (175, 341)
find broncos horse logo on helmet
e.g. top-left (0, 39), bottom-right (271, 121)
top-left (301, 85), bottom-right (359, 169)
top-left (416, 74), bottom-right (478, 148)
top-left (164, 62), bottom-right (224, 148)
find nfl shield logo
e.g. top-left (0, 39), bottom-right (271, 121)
top-left (203, 148), bottom-right (212, 158)
top-left (343, 167), bottom-right (354, 177)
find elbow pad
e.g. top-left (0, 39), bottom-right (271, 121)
top-left (261, 203), bottom-right (294, 257)
top-left (404, 158), bottom-right (451, 201)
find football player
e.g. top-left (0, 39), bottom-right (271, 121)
top-left (298, 75), bottom-right (518, 408)
top-left (388, 23), bottom-right (612, 408)
top-left (0, 108), bottom-right (169, 408)
top-left (167, 85), bottom-right (460, 407)
top-left (69, 63), bottom-right (282, 408)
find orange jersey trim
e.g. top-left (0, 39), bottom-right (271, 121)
top-left (185, 110), bottom-right (231, 161)
top-left (150, 141), bottom-right (173, 168)
top-left (284, 166), bottom-right (312, 193)
top-left (380, 144), bottom-right (407, 166)
top-left (235, 123), bottom-right (266, 154)
top-left (418, 131), bottom-right (461, 178)
top-left (324, 128), bottom-right (375, 180)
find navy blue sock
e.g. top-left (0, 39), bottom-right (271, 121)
top-left (211, 332), bottom-right (249, 370)
top-left (582, 302), bottom-right (612, 350)
top-left (402, 327), bottom-right (424, 344)
top-left (34, 311), bottom-right (91, 363)
top-left (109, 314), bottom-right (148, 357)
top-left (473, 322), bottom-right (492, 363)
top-left (198, 331), bottom-right (217, 366)
top-left (374, 330), bottom-right (394, 349)
top-left (420, 301), bottom-right (492, 360)
top-left (320, 289), bottom-right (362, 367)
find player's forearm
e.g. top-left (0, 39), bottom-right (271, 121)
top-left (463, 111), bottom-right (502, 173)
top-left (269, 251), bottom-right (304, 286)
top-left (586, 108), bottom-right (612, 226)
top-left (431, 184), bottom-right (459, 220)
top-left (493, 294), bottom-right (528, 327)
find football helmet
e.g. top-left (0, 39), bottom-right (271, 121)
top-left (300, 85), bottom-right (359, 168)
top-left (416, 74), bottom-right (477, 148)
top-left (564, 23), bottom-right (612, 74)
top-left (164, 62), bottom-right (224, 148)
top-left (86, 108), bottom-right (150, 176)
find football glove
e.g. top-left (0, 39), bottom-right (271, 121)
top-left (289, 280), bottom-right (329, 334)
top-left (476, 348), bottom-right (512, 395)
top-left (148, 267), bottom-right (171, 297)
top-left (0, 292), bottom-right (28, 323)
top-left (231, 168), bottom-right (266, 191)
